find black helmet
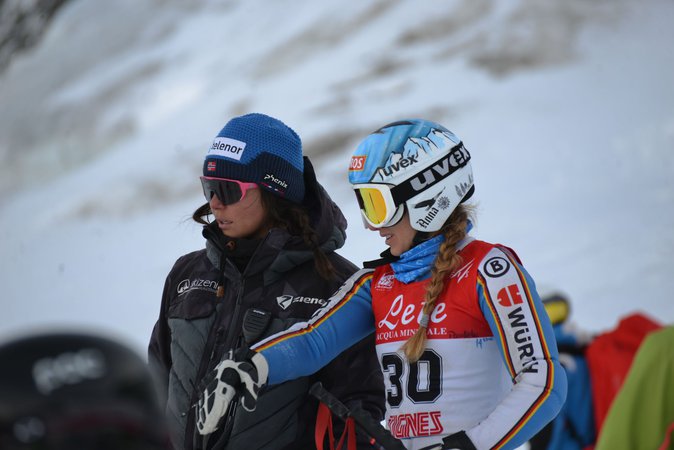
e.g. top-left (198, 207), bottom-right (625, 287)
top-left (0, 331), bottom-right (169, 449)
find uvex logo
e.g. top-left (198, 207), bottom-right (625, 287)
top-left (376, 154), bottom-right (418, 178)
top-left (409, 144), bottom-right (470, 192)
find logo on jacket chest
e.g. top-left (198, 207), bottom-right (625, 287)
top-left (177, 278), bottom-right (218, 295)
top-left (375, 273), bottom-right (395, 290)
top-left (276, 295), bottom-right (327, 310)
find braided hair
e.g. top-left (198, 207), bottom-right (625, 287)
top-left (400, 204), bottom-right (472, 362)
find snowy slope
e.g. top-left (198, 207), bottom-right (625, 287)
top-left (0, 0), bottom-right (673, 354)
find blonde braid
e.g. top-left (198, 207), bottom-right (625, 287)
top-left (400, 206), bottom-right (470, 362)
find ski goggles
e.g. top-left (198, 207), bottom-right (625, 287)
top-left (200, 176), bottom-right (258, 205)
top-left (353, 183), bottom-right (405, 228)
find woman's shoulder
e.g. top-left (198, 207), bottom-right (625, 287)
top-left (462, 238), bottom-right (523, 265)
top-left (454, 239), bottom-right (527, 283)
top-left (459, 238), bottom-right (497, 260)
top-left (169, 248), bottom-right (210, 274)
top-left (323, 251), bottom-right (359, 280)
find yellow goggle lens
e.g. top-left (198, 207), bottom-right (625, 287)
top-left (358, 188), bottom-right (389, 225)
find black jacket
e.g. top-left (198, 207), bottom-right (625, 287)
top-left (148, 159), bottom-right (385, 450)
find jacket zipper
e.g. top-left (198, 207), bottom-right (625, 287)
top-left (187, 276), bottom-right (243, 450)
top-left (207, 278), bottom-right (246, 448)
top-left (192, 236), bottom-right (266, 449)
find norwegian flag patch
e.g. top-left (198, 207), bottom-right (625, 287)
top-left (207, 161), bottom-right (217, 172)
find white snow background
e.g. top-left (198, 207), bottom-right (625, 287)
top-left (1, 0), bottom-right (673, 361)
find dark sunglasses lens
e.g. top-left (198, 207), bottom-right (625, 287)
top-left (201, 179), bottom-right (243, 205)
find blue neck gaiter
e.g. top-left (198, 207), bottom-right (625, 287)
top-left (390, 234), bottom-right (444, 283)
top-left (389, 221), bottom-right (473, 284)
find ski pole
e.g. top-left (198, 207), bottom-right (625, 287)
top-left (309, 382), bottom-right (406, 450)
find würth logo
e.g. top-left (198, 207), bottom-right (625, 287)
top-left (497, 284), bottom-right (524, 307)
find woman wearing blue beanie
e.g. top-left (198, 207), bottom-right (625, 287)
top-left (148, 113), bottom-right (385, 450)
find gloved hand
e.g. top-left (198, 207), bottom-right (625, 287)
top-left (196, 350), bottom-right (269, 435)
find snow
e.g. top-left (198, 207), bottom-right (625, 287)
top-left (0, 0), bottom-right (673, 361)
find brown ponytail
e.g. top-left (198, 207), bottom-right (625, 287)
top-left (261, 191), bottom-right (336, 280)
top-left (192, 203), bottom-right (211, 225)
top-left (400, 205), bottom-right (472, 362)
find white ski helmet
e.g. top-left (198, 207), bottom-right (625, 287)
top-left (349, 119), bottom-right (474, 232)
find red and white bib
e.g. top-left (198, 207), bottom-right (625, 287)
top-left (371, 240), bottom-right (513, 449)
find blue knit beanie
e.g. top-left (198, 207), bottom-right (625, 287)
top-left (203, 113), bottom-right (305, 203)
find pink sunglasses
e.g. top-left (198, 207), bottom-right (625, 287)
top-left (200, 176), bottom-right (258, 205)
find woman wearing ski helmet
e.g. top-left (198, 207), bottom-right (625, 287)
top-left (196, 119), bottom-right (567, 450)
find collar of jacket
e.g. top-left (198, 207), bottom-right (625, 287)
top-left (203, 223), bottom-right (286, 283)
top-left (363, 221), bottom-right (475, 282)
top-left (390, 234), bottom-right (445, 283)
